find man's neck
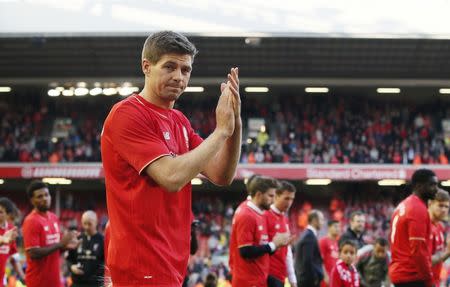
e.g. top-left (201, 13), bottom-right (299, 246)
top-left (140, 86), bottom-right (174, 109)
top-left (272, 204), bottom-right (284, 214)
top-left (328, 233), bottom-right (338, 240)
top-left (86, 230), bottom-right (98, 237)
top-left (430, 215), bottom-right (440, 224)
top-left (413, 191), bottom-right (427, 204)
top-left (251, 198), bottom-right (263, 210)
top-left (34, 208), bottom-right (47, 215)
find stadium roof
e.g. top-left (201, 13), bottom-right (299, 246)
top-left (1, 36), bottom-right (450, 87)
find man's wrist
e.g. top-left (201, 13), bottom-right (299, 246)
top-left (268, 242), bottom-right (277, 252)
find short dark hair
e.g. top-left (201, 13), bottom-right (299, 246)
top-left (276, 180), bottom-right (296, 195)
top-left (142, 31), bottom-right (198, 64)
top-left (328, 220), bottom-right (339, 227)
top-left (307, 209), bottom-right (322, 224)
top-left (339, 239), bottom-right (358, 251)
top-left (247, 176), bottom-right (280, 198)
top-left (433, 189), bottom-right (450, 202)
top-left (411, 169), bottom-right (436, 188)
top-left (0, 197), bottom-right (20, 220)
top-left (0, 197), bottom-right (15, 214)
top-left (350, 211), bottom-right (364, 221)
top-left (374, 237), bottom-right (388, 247)
top-left (26, 180), bottom-right (48, 199)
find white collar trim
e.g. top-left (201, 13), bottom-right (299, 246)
top-left (247, 201), bottom-right (264, 215)
top-left (307, 225), bottom-right (318, 237)
top-left (270, 205), bottom-right (283, 215)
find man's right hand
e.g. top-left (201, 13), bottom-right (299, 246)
top-left (272, 232), bottom-right (292, 248)
top-left (215, 80), bottom-right (235, 138)
top-left (70, 264), bottom-right (84, 275)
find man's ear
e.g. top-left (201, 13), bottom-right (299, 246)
top-left (142, 58), bottom-right (151, 75)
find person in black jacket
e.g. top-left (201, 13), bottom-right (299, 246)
top-left (339, 211), bottom-right (366, 250)
top-left (67, 210), bottom-right (104, 287)
top-left (294, 209), bottom-right (325, 287)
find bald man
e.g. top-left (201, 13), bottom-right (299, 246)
top-left (67, 211), bottom-right (105, 287)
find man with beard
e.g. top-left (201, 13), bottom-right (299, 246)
top-left (23, 180), bottom-right (79, 287)
top-left (339, 211), bottom-right (366, 250)
top-left (389, 169), bottom-right (439, 287)
top-left (229, 176), bottom-right (291, 287)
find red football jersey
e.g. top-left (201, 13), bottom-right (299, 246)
top-left (0, 222), bottom-right (17, 287)
top-left (430, 222), bottom-right (445, 286)
top-left (229, 201), bottom-right (270, 287)
top-left (319, 236), bottom-right (339, 277)
top-left (265, 206), bottom-right (289, 282)
top-left (101, 94), bottom-right (203, 286)
top-left (22, 210), bottom-right (61, 287)
top-left (389, 194), bottom-right (433, 285)
top-left (330, 260), bottom-right (360, 287)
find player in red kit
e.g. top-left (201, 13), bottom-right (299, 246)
top-left (320, 220), bottom-right (341, 287)
top-left (330, 240), bottom-right (360, 287)
top-left (265, 180), bottom-right (298, 287)
top-left (101, 31), bottom-right (241, 287)
top-left (22, 180), bottom-right (79, 287)
top-left (229, 176), bottom-right (291, 287)
top-left (428, 189), bottom-right (450, 286)
top-left (389, 169), bottom-right (438, 287)
top-left (0, 197), bottom-right (24, 286)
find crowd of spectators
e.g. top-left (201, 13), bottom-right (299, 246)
top-left (1, 95), bottom-right (449, 164)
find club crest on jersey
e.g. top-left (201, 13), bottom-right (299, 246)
top-left (258, 225), bottom-right (263, 231)
top-left (275, 224), bottom-right (280, 229)
top-left (163, 131), bottom-right (170, 140)
top-left (44, 226), bottom-right (49, 232)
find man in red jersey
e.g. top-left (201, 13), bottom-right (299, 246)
top-left (389, 169), bottom-right (439, 287)
top-left (22, 180), bottom-right (79, 287)
top-left (319, 220), bottom-right (341, 287)
top-left (0, 197), bottom-right (23, 286)
top-left (265, 180), bottom-right (297, 287)
top-left (428, 189), bottom-right (450, 287)
top-left (229, 176), bottom-right (291, 287)
top-left (101, 31), bottom-right (241, 287)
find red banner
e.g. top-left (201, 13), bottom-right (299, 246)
top-left (0, 163), bottom-right (448, 181)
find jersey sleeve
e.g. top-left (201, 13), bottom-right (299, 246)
top-left (236, 214), bottom-right (256, 248)
top-left (107, 105), bottom-right (171, 174)
top-left (23, 219), bottom-right (42, 249)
